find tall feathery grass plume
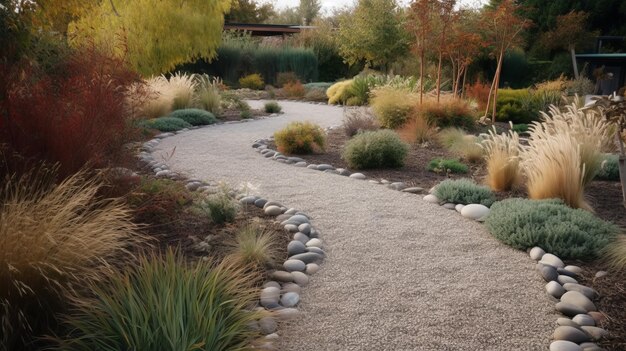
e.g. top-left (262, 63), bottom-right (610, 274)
top-left (481, 125), bottom-right (522, 191)
top-left (0, 165), bottom-right (144, 349)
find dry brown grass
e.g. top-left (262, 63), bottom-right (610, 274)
top-left (522, 133), bottom-right (590, 210)
top-left (481, 126), bottom-right (522, 191)
top-left (342, 107), bottom-right (380, 137)
top-left (227, 224), bottom-right (280, 271)
top-left (0, 167), bottom-right (144, 348)
top-left (396, 108), bottom-right (437, 144)
top-left (606, 235), bottom-right (626, 270)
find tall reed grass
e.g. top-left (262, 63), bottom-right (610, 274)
top-left (481, 126), bottom-right (522, 191)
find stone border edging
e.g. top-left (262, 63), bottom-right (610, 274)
top-left (136, 129), bottom-right (324, 350)
top-left (252, 135), bottom-right (611, 351)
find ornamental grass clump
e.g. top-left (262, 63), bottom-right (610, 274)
top-left (55, 249), bottom-right (266, 351)
top-left (522, 102), bottom-right (614, 210)
top-left (342, 108), bottom-right (380, 137)
top-left (195, 74), bottom-right (222, 115)
top-left (342, 130), bottom-right (408, 169)
top-left (0, 167), bottom-right (142, 350)
top-left (274, 121), bottom-right (325, 154)
top-left (606, 235), bottom-right (626, 270)
top-left (228, 224), bottom-right (280, 270)
top-left (199, 189), bottom-right (238, 225)
top-left (434, 178), bottom-right (496, 206)
top-left (168, 108), bottom-right (217, 126)
top-left (481, 126), bottom-right (522, 191)
top-left (485, 198), bottom-right (619, 260)
top-left (437, 128), bottom-right (482, 162)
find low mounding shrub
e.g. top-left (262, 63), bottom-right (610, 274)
top-left (596, 154), bottom-right (620, 181)
top-left (495, 88), bottom-right (563, 124)
top-left (229, 224), bottom-right (279, 270)
top-left (481, 127), bottom-right (522, 191)
top-left (485, 198), bottom-right (619, 259)
top-left (327, 80), bottom-right (353, 105)
top-left (199, 190), bottom-right (238, 225)
top-left (56, 250), bottom-right (265, 351)
top-left (141, 117), bottom-right (192, 132)
top-left (437, 128), bottom-right (466, 148)
top-left (420, 99), bottom-right (476, 130)
top-left (342, 130), bottom-right (408, 169)
top-left (511, 123), bottom-right (528, 134)
top-left (274, 121), bottom-right (325, 154)
top-left (370, 88), bottom-right (417, 129)
top-left (239, 73), bottom-right (265, 90)
top-left (427, 158), bottom-right (468, 174)
top-left (342, 108), bottom-right (379, 137)
top-left (1, 167), bottom-right (141, 350)
top-left (434, 178), bottom-right (496, 206)
top-left (283, 81), bottom-right (306, 98)
top-left (264, 101), bottom-right (282, 113)
top-left (168, 108), bottom-right (217, 126)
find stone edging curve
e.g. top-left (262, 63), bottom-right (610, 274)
top-left (136, 127), bottom-right (325, 350)
top-left (251, 136), bottom-right (611, 351)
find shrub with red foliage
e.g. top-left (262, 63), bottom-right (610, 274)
top-left (464, 79), bottom-right (491, 110)
top-left (0, 47), bottom-right (143, 177)
top-left (282, 81), bottom-right (306, 98)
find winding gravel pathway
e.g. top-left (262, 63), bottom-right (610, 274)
top-left (155, 100), bottom-right (557, 350)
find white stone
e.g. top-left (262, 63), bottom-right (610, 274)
top-left (423, 194), bottom-right (440, 204)
top-left (460, 204), bottom-right (490, 220)
top-left (349, 173), bottom-right (366, 180)
top-left (529, 247), bottom-right (546, 260)
top-left (542, 253), bottom-right (565, 268)
top-left (455, 204), bottom-right (465, 213)
top-left (549, 340), bottom-right (583, 351)
top-left (306, 238), bottom-right (323, 248)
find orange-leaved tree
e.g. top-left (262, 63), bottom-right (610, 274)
top-left (406, 0), bottom-right (438, 104)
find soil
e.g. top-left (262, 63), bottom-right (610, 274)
top-left (271, 126), bottom-right (626, 349)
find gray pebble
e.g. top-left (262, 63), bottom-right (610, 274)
top-left (293, 232), bottom-right (310, 244)
top-left (542, 253), bottom-right (565, 268)
top-left (553, 326), bottom-right (591, 343)
top-left (580, 326), bottom-right (607, 340)
top-left (549, 340), bottom-right (583, 351)
top-left (298, 223), bottom-right (311, 235)
top-left (557, 318), bottom-right (579, 327)
top-left (265, 206), bottom-right (283, 216)
top-left (529, 247), bottom-right (546, 260)
top-left (573, 314), bottom-right (595, 326)
top-left (280, 292), bottom-right (300, 307)
top-left (254, 198), bottom-right (268, 208)
top-left (349, 173), bottom-right (366, 180)
top-left (561, 291), bottom-right (596, 312)
top-left (281, 282), bottom-right (301, 294)
top-left (287, 240), bottom-right (307, 256)
top-left (289, 252), bottom-right (322, 264)
top-left (306, 263), bottom-right (320, 275)
top-left (259, 317), bottom-right (277, 334)
top-left (563, 283), bottom-right (598, 300)
top-left (291, 271), bottom-right (309, 286)
top-left (558, 275), bottom-right (578, 285)
top-left (546, 281), bottom-right (566, 298)
top-left (284, 224), bottom-right (299, 233)
top-left (402, 187), bottom-right (424, 194)
top-left (271, 271), bottom-right (294, 283)
top-left (283, 259), bottom-right (306, 272)
top-left (556, 302), bottom-right (588, 317)
top-left (540, 264), bottom-right (559, 282)
top-left (240, 196), bottom-right (257, 204)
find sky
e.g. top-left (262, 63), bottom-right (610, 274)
top-left (269, 0), bottom-right (489, 13)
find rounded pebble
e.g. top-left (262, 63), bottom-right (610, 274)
top-left (283, 259), bottom-right (306, 272)
top-left (287, 240), bottom-right (307, 256)
top-left (265, 206), bottom-right (283, 216)
top-left (259, 317), bottom-right (277, 334)
top-left (546, 281), bottom-right (566, 298)
top-left (573, 314), bottom-right (595, 327)
top-left (530, 247), bottom-right (546, 260)
top-left (542, 253), bottom-right (565, 268)
top-left (558, 275), bottom-right (578, 285)
top-left (306, 238), bottom-right (323, 248)
top-left (280, 292), bottom-right (300, 307)
top-left (460, 204), bottom-right (490, 220)
top-left (294, 232), bottom-right (310, 244)
top-left (550, 340), bottom-right (583, 351)
top-left (580, 326), bottom-right (607, 340)
top-left (349, 173), bottom-right (366, 179)
top-left (281, 282), bottom-right (301, 294)
top-left (271, 271), bottom-right (294, 283)
top-left (306, 263), bottom-right (320, 275)
top-left (423, 194), bottom-right (440, 204)
top-left (561, 291), bottom-right (596, 312)
top-left (553, 326), bottom-right (591, 343)
top-left (298, 223), bottom-right (311, 235)
top-left (291, 271), bottom-right (309, 286)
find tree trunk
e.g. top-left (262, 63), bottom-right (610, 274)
top-left (484, 75), bottom-right (497, 120)
top-left (450, 59), bottom-right (456, 97)
top-left (461, 67), bottom-right (468, 99)
top-left (491, 48), bottom-right (505, 123)
top-left (419, 48), bottom-right (424, 105)
top-left (570, 46), bottom-right (579, 80)
top-left (436, 50), bottom-right (443, 103)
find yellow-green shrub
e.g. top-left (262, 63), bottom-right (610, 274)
top-left (238, 73), bottom-right (265, 90)
top-left (370, 88), bottom-right (417, 129)
top-left (274, 121), bottom-right (325, 154)
top-left (327, 80), bottom-right (353, 105)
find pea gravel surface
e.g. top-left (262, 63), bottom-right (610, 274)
top-left (154, 100), bottom-right (557, 351)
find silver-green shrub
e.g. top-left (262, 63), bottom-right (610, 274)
top-left (434, 178), bottom-right (496, 206)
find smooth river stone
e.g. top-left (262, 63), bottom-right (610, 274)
top-left (275, 308), bottom-right (301, 320)
top-left (442, 203), bottom-right (456, 210)
top-left (549, 340), bottom-right (583, 351)
top-left (349, 173), bottom-right (366, 180)
top-left (556, 302), bottom-right (587, 317)
top-left (455, 204), bottom-right (465, 213)
top-left (259, 317), bottom-right (277, 334)
top-left (572, 314), bottom-right (596, 327)
top-left (260, 287), bottom-right (280, 307)
top-left (298, 223), bottom-right (311, 235)
top-left (281, 282), bottom-right (301, 294)
top-left (557, 318), bottom-right (579, 327)
top-left (263, 281), bottom-right (281, 289)
top-left (263, 201), bottom-right (283, 209)
top-left (564, 265), bottom-right (583, 274)
top-left (563, 283), bottom-right (599, 300)
top-left (558, 267), bottom-right (579, 278)
top-left (558, 275), bottom-right (578, 285)
top-left (460, 204), bottom-right (490, 220)
top-left (271, 271), bottom-right (294, 283)
top-left (264, 206), bottom-right (283, 216)
top-left (305, 238), bottom-right (323, 248)
top-left (540, 264), bottom-right (559, 282)
top-left (291, 271), bottom-right (309, 286)
top-left (283, 259), bottom-right (306, 272)
top-left (240, 196), bottom-right (258, 204)
top-left (530, 247), bottom-right (546, 260)
top-left (402, 187), bottom-right (424, 194)
top-left (542, 253), bottom-right (565, 268)
top-left (289, 252), bottom-right (322, 264)
top-left (306, 247), bottom-right (325, 256)
top-left (280, 292), bottom-right (300, 307)
top-left (553, 326), bottom-right (591, 343)
top-left (306, 263), bottom-right (320, 275)
top-left (580, 326), bottom-right (607, 340)
top-left (287, 240), bottom-right (307, 256)
top-left (293, 232), bottom-right (310, 244)
top-left (284, 224), bottom-right (299, 233)
top-left (254, 198), bottom-right (268, 208)
top-left (423, 194), bottom-right (440, 204)
top-left (288, 215), bottom-right (310, 224)
top-left (546, 281), bottom-right (566, 298)
top-left (561, 291), bottom-right (597, 312)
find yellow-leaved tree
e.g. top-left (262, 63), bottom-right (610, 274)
top-left (69, 0), bottom-right (231, 76)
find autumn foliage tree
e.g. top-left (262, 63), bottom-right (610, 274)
top-left (69, 0), bottom-right (232, 76)
top-left (447, 10), bottom-right (484, 98)
top-left (481, 0), bottom-right (531, 122)
top-left (433, 0), bottom-right (456, 102)
top-left (406, 0), bottom-right (437, 104)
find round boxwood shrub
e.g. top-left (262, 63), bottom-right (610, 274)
top-left (485, 198), bottom-right (619, 260)
top-left (168, 108), bottom-right (217, 126)
top-left (142, 117), bottom-right (191, 132)
top-left (274, 121), bottom-right (325, 154)
top-left (342, 130), bottom-right (408, 169)
top-left (434, 178), bottom-right (496, 206)
top-left (264, 101), bottom-right (282, 113)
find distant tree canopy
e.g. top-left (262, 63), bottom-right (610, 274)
top-left (225, 0), bottom-right (275, 24)
top-left (69, 0), bottom-right (232, 76)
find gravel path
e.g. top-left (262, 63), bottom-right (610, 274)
top-left (155, 100), bottom-right (557, 350)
